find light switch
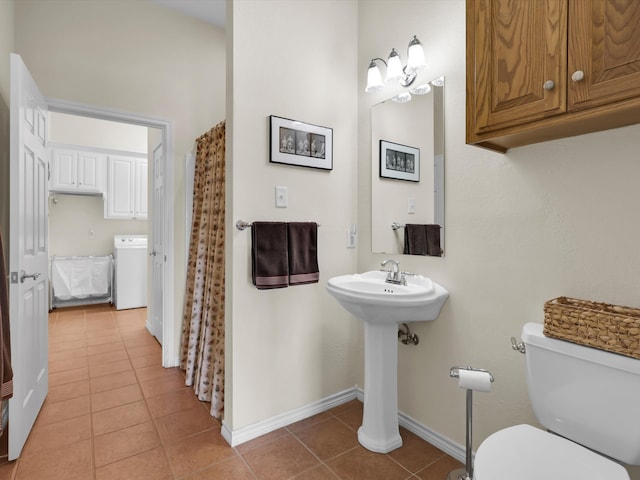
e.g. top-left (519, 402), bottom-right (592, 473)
top-left (408, 198), bottom-right (415, 214)
top-left (275, 186), bottom-right (288, 208)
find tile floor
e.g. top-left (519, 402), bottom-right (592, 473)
top-left (0, 304), bottom-right (462, 480)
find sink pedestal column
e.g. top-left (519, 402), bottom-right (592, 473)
top-left (358, 321), bottom-right (403, 453)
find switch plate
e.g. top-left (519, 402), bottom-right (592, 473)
top-left (275, 186), bottom-right (288, 208)
top-left (408, 198), bottom-right (415, 214)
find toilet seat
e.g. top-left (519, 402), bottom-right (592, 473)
top-left (473, 424), bottom-right (629, 480)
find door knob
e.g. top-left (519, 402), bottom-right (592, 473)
top-left (543, 80), bottom-right (555, 91)
top-left (20, 270), bottom-right (41, 283)
top-left (571, 70), bottom-right (585, 82)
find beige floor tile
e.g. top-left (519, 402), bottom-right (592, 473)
top-left (165, 429), bottom-right (236, 478)
top-left (242, 433), bottom-right (320, 480)
top-left (49, 366), bottom-right (89, 387)
top-left (48, 346), bottom-right (89, 363)
top-left (139, 371), bottom-right (186, 398)
top-left (95, 447), bottom-right (173, 480)
top-left (14, 438), bottom-right (93, 480)
top-left (126, 344), bottom-right (161, 358)
top-left (89, 369), bottom-right (138, 394)
top-left (293, 417), bottom-right (359, 461)
top-left (49, 356), bottom-right (89, 374)
top-left (325, 446), bottom-right (411, 480)
top-left (155, 405), bottom-right (218, 445)
top-left (388, 428), bottom-right (448, 473)
top-left (145, 387), bottom-right (203, 419)
top-left (94, 421), bottom-right (160, 468)
top-left (36, 395), bottom-right (91, 426)
top-left (90, 383), bottom-right (143, 412)
top-left (415, 455), bottom-right (464, 480)
top-left (87, 341), bottom-right (126, 357)
top-left (0, 462), bottom-right (16, 480)
top-left (134, 364), bottom-right (180, 383)
top-left (22, 415), bottom-right (92, 457)
top-left (92, 400), bottom-right (151, 436)
top-left (182, 456), bottom-right (256, 480)
top-left (88, 358), bottom-right (133, 378)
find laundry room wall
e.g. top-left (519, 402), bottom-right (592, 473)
top-left (48, 112), bottom-right (148, 257)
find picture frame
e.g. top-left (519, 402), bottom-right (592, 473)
top-left (379, 140), bottom-right (420, 182)
top-left (270, 115), bottom-right (333, 170)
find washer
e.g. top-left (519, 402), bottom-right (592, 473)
top-left (113, 235), bottom-right (148, 310)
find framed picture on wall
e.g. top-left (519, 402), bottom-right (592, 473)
top-left (270, 115), bottom-right (333, 170)
top-left (379, 140), bottom-right (420, 182)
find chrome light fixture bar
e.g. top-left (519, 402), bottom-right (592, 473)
top-left (365, 35), bottom-right (428, 102)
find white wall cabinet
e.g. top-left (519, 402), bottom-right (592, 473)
top-left (50, 147), bottom-right (106, 194)
top-left (106, 155), bottom-right (148, 220)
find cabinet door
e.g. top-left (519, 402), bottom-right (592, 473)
top-left (50, 149), bottom-right (77, 190)
top-left (468, 0), bottom-right (567, 136)
top-left (134, 159), bottom-right (148, 219)
top-left (568, 0), bottom-right (640, 111)
top-left (107, 156), bottom-right (134, 219)
top-left (76, 151), bottom-right (104, 193)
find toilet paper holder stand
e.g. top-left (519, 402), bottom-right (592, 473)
top-left (449, 366), bottom-right (494, 382)
top-left (448, 366), bottom-right (495, 480)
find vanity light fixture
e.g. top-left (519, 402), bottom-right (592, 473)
top-left (365, 35), bottom-right (429, 102)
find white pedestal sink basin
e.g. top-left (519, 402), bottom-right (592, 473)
top-left (327, 270), bottom-right (448, 453)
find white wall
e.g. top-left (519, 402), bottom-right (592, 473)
top-left (49, 112), bottom-right (148, 153)
top-left (14, 0), bottom-right (226, 359)
top-left (359, 2), bottom-right (640, 477)
top-left (226, 0), bottom-right (360, 430)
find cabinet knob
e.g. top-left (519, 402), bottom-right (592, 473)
top-left (571, 70), bottom-right (585, 82)
top-left (543, 80), bottom-right (555, 91)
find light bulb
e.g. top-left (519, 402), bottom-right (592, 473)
top-left (406, 35), bottom-right (426, 74)
top-left (365, 60), bottom-right (384, 93)
top-left (385, 49), bottom-right (403, 82)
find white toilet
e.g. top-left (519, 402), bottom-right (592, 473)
top-left (473, 322), bottom-right (640, 480)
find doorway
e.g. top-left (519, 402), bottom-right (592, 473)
top-left (46, 97), bottom-right (176, 367)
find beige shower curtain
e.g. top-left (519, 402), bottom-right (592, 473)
top-left (180, 120), bottom-right (226, 419)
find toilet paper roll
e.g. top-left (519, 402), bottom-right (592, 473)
top-left (458, 369), bottom-right (492, 392)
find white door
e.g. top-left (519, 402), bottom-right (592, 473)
top-left (150, 142), bottom-right (164, 345)
top-left (8, 54), bottom-right (49, 460)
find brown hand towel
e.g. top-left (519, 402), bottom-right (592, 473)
top-left (287, 222), bottom-right (319, 285)
top-left (251, 222), bottom-right (289, 289)
top-left (404, 224), bottom-right (428, 255)
top-left (425, 224), bottom-right (442, 257)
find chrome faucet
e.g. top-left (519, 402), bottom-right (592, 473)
top-left (381, 259), bottom-right (405, 285)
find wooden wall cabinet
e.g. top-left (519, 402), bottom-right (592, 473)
top-left (466, 0), bottom-right (640, 152)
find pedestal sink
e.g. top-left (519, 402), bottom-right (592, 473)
top-left (326, 270), bottom-right (449, 453)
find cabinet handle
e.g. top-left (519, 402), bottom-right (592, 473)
top-left (543, 80), bottom-right (555, 91)
top-left (571, 70), bottom-right (585, 82)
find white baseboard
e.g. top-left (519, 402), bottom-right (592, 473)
top-left (221, 387), bottom-right (358, 447)
top-left (221, 386), bottom-right (466, 465)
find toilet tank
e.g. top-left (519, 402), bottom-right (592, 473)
top-left (522, 322), bottom-right (640, 465)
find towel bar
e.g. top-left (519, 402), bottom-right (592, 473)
top-left (236, 219), bottom-right (321, 231)
top-left (391, 222), bottom-right (405, 230)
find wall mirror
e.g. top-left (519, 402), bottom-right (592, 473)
top-left (371, 76), bottom-right (444, 256)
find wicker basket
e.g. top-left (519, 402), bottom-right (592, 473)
top-left (543, 297), bottom-right (640, 359)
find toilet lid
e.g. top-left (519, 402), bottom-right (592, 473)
top-left (474, 425), bottom-right (629, 480)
